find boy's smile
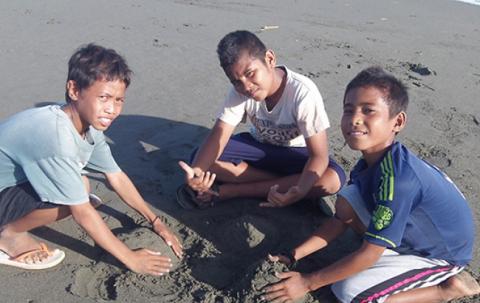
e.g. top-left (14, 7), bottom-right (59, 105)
top-left (64, 79), bottom-right (126, 136)
top-left (225, 50), bottom-right (284, 105)
top-left (341, 86), bottom-right (405, 165)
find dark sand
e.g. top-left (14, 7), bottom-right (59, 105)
top-left (0, 0), bottom-right (479, 302)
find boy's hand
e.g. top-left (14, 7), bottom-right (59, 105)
top-left (178, 161), bottom-right (218, 195)
top-left (152, 221), bottom-right (183, 259)
top-left (126, 249), bottom-right (173, 276)
top-left (262, 271), bottom-right (311, 302)
top-left (260, 184), bottom-right (305, 207)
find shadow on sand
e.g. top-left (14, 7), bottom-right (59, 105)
top-left (31, 111), bottom-right (360, 301)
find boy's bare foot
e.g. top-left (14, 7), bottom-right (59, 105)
top-left (193, 184), bottom-right (221, 206)
top-left (442, 271), bottom-right (480, 300)
top-left (0, 228), bottom-right (47, 260)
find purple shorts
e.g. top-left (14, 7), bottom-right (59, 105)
top-left (193, 132), bottom-right (346, 186)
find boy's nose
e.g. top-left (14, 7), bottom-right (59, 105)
top-left (241, 81), bottom-right (252, 92)
top-left (104, 101), bottom-right (114, 114)
top-left (246, 83), bottom-right (257, 95)
top-left (354, 119), bottom-right (363, 126)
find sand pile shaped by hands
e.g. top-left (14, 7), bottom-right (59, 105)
top-left (69, 227), bottom-right (220, 302)
top-left (230, 258), bottom-right (315, 303)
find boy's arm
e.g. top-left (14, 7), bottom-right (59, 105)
top-left (105, 171), bottom-right (183, 258)
top-left (297, 130), bottom-right (329, 193)
top-left (179, 119), bottom-right (235, 192)
top-left (307, 241), bottom-right (385, 289)
top-left (264, 241), bottom-right (385, 302)
top-left (192, 119), bottom-right (235, 171)
top-left (265, 131), bottom-right (329, 206)
top-left (69, 202), bottom-right (173, 275)
top-left (271, 214), bottom-right (348, 265)
top-left (293, 215), bottom-right (348, 261)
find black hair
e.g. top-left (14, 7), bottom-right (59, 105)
top-left (216, 30), bottom-right (267, 71)
top-left (65, 43), bottom-right (132, 103)
top-left (344, 66), bottom-right (409, 117)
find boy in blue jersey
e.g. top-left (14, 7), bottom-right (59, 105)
top-left (264, 67), bottom-right (479, 302)
top-left (0, 44), bottom-right (182, 273)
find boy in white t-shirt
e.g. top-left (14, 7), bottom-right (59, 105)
top-left (178, 30), bottom-right (345, 209)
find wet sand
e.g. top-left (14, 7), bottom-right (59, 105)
top-left (0, 0), bottom-right (479, 302)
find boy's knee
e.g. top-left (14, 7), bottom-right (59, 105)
top-left (313, 167), bottom-right (343, 196)
top-left (335, 196), bottom-right (367, 234)
top-left (334, 196), bottom-right (357, 225)
top-left (331, 279), bottom-right (355, 303)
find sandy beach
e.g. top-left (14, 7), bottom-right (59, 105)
top-left (0, 0), bottom-right (479, 302)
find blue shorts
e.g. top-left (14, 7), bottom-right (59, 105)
top-left (0, 182), bottom-right (57, 227)
top-left (192, 132), bottom-right (346, 186)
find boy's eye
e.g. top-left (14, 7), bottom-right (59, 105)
top-left (245, 70), bottom-right (254, 78)
top-left (363, 107), bottom-right (375, 114)
top-left (99, 95), bottom-right (108, 101)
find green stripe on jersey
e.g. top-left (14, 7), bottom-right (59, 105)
top-left (365, 232), bottom-right (397, 248)
top-left (378, 152), bottom-right (395, 201)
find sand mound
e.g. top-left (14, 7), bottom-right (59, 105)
top-left (214, 214), bottom-right (280, 253)
top-left (230, 258), bottom-right (315, 303)
top-left (69, 227), bottom-right (190, 301)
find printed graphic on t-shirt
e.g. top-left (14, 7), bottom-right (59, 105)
top-left (372, 205), bottom-right (393, 230)
top-left (250, 115), bottom-right (301, 145)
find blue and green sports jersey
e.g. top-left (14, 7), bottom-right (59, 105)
top-left (349, 142), bottom-right (474, 266)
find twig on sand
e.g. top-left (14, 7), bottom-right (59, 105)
top-left (260, 25), bottom-right (279, 31)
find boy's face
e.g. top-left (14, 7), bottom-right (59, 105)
top-left (341, 86), bottom-right (405, 156)
top-left (67, 79), bottom-right (126, 133)
top-left (225, 50), bottom-right (276, 101)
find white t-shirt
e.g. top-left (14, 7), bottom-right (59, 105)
top-left (218, 66), bottom-right (330, 147)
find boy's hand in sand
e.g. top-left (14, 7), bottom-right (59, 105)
top-left (260, 184), bottom-right (305, 207)
top-left (127, 248), bottom-right (173, 276)
top-left (152, 219), bottom-right (183, 259)
top-left (262, 271), bottom-right (311, 302)
top-left (178, 161), bottom-right (219, 195)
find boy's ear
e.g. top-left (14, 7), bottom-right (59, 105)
top-left (393, 111), bottom-right (407, 133)
top-left (265, 49), bottom-right (276, 67)
top-left (66, 80), bottom-right (80, 101)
